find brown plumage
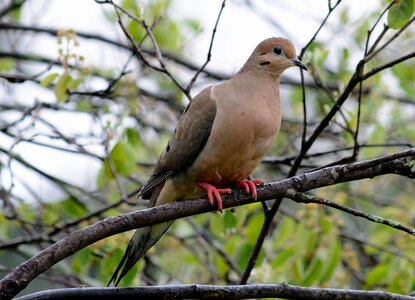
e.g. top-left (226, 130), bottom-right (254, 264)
top-left (109, 37), bottom-right (307, 286)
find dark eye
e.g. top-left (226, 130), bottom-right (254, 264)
top-left (273, 46), bottom-right (284, 56)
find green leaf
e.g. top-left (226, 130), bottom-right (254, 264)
top-left (389, 273), bottom-right (405, 294)
top-left (120, 263), bottom-right (138, 286)
top-left (293, 222), bottom-right (308, 257)
top-left (185, 18), bottom-right (202, 32)
top-left (76, 99), bottom-right (94, 112)
top-left (388, 0), bottom-right (414, 29)
top-left (319, 239), bottom-right (341, 284)
top-left (0, 58), bottom-right (15, 72)
top-left (355, 19), bottom-right (370, 45)
top-left (271, 247), bottom-right (295, 268)
top-left (223, 210), bottom-right (236, 232)
top-left (17, 202), bottom-right (36, 222)
top-left (362, 123), bottom-right (387, 158)
top-left (237, 244), bottom-right (264, 270)
top-left (54, 73), bottom-right (72, 102)
top-left (68, 77), bottom-right (84, 90)
top-left (40, 73), bottom-right (59, 87)
top-left (77, 248), bottom-right (91, 266)
top-left (274, 216), bottom-right (296, 249)
top-left (391, 61), bottom-right (415, 97)
top-left (105, 141), bottom-right (136, 177)
top-left (215, 255), bottom-right (229, 278)
top-left (209, 212), bottom-right (224, 237)
top-left (292, 257), bottom-right (305, 282)
top-left (97, 166), bottom-right (108, 189)
top-left (246, 213), bottom-right (264, 245)
top-left (366, 264), bottom-right (389, 286)
top-left (238, 244), bottom-right (253, 270)
top-left (125, 128), bottom-right (141, 147)
top-left (60, 197), bottom-right (86, 218)
top-left (319, 216), bottom-right (333, 234)
top-left (303, 257), bottom-right (323, 286)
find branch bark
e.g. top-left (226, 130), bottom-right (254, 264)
top-left (14, 283), bottom-right (415, 300)
top-left (0, 148), bottom-right (414, 299)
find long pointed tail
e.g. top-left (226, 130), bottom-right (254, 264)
top-left (108, 220), bottom-right (174, 286)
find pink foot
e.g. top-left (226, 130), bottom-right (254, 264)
top-left (236, 179), bottom-right (263, 199)
top-left (197, 182), bottom-right (232, 212)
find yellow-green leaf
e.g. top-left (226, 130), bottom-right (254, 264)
top-left (388, 0), bottom-right (414, 29)
top-left (319, 239), bottom-right (341, 283)
top-left (40, 73), bottom-right (59, 87)
top-left (54, 73), bottom-right (72, 102)
top-left (271, 247), bottom-right (294, 268)
top-left (105, 141), bottom-right (136, 177)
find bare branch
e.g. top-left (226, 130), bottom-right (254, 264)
top-left (185, 0), bottom-right (226, 94)
top-left (14, 283), bottom-right (415, 300)
top-left (362, 51), bottom-right (415, 80)
top-left (288, 192), bottom-right (415, 236)
top-left (0, 149), bottom-right (414, 298)
top-left (0, 22), bottom-right (228, 80)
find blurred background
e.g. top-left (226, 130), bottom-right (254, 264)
top-left (0, 0), bottom-right (415, 297)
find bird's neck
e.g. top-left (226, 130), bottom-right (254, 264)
top-left (234, 68), bottom-right (281, 91)
top-left (220, 71), bottom-right (281, 111)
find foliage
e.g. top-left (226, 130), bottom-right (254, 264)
top-left (0, 0), bottom-right (414, 298)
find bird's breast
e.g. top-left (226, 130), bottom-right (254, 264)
top-left (188, 87), bottom-right (281, 186)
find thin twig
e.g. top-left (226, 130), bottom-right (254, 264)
top-left (185, 0), bottom-right (226, 94)
top-left (289, 192), bottom-right (415, 237)
top-left (364, 15), bottom-right (415, 63)
top-left (106, 0), bottom-right (191, 99)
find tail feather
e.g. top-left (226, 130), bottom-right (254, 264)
top-left (108, 221), bottom-right (174, 286)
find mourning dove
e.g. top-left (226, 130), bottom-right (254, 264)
top-left (109, 37), bottom-right (307, 286)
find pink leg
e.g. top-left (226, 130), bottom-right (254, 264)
top-left (197, 182), bottom-right (232, 212)
top-left (236, 179), bottom-right (263, 199)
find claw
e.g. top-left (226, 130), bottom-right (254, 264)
top-left (197, 182), bottom-right (232, 212)
top-left (236, 179), bottom-right (263, 200)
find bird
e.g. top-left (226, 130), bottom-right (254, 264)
top-left (108, 37), bottom-right (307, 286)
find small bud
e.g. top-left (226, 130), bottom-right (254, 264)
top-left (82, 66), bottom-right (90, 74)
top-left (57, 28), bottom-right (66, 37)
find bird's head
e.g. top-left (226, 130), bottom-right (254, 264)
top-left (241, 37), bottom-right (307, 76)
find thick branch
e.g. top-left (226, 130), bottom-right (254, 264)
top-left (0, 149), bottom-right (414, 298)
top-left (15, 283), bottom-right (415, 300)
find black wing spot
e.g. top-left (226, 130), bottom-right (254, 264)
top-left (260, 61), bottom-right (270, 66)
top-left (166, 144), bottom-right (170, 152)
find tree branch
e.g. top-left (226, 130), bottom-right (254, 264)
top-left (0, 22), bottom-right (228, 80)
top-left (185, 0), bottom-right (226, 94)
top-left (288, 192), bottom-right (415, 236)
top-left (0, 148), bottom-right (414, 298)
top-left (14, 283), bottom-right (415, 300)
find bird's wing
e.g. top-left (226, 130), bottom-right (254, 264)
top-left (138, 86), bottom-right (217, 200)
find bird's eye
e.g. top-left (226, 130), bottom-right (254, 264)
top-left (273, 46), bottom-right (284, 56)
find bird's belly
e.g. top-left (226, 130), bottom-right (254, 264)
top-left (189, 129), bottom-right (277, 186)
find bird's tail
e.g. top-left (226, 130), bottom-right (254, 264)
top-left (108, 220), bottom-right (174, 286)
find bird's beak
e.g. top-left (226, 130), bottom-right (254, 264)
top-left (290, 57), bottom-right (308, 71)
